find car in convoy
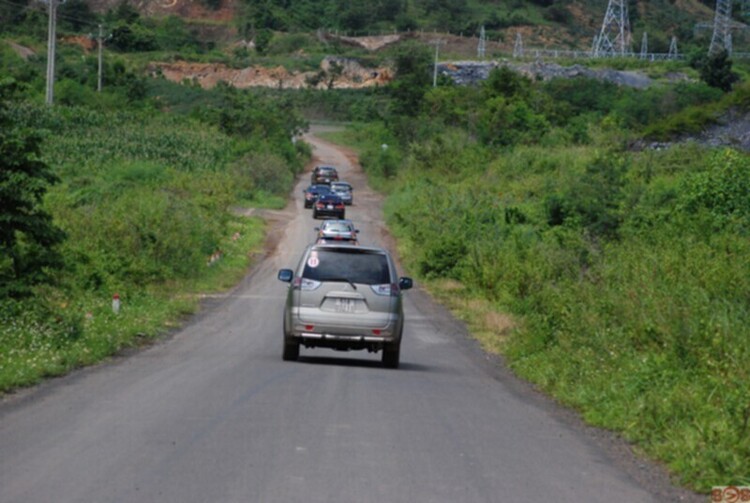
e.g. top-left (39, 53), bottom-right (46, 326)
top-left (329, 181), bottom-right (353, 205)
top-left (312, 193), bottom-right (345, 220)
top-left (277, 244), bottom-right (413, 368)
top-left (315, 219), bottom-right (359, 245)
top-left (303, 184), bottom-right (332, 209)
top-left (311, 165), bottom-right (339, 185)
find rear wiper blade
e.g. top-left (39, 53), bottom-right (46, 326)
top-left (324, 277), bottom-right (357, 290)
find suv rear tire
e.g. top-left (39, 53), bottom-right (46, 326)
top-left (382, 343), bottom-right (400, 369)
top-left (283, 338), bottom-right (299, 361)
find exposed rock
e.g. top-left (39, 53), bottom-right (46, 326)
top-left (61, 35), bottom-right (97, 52)
top-left (148, 58), bottom-right (392, 89)
top-left (688, 108), bottom-right (750, 151)
top-left (320, 32), bottom-right (404, 51)
top-left (438, 60), bottom-right (654, 89)
top-left (631, 109), bottom-right (750, 152)
top-left (6, 41), bottom-right (35, 60)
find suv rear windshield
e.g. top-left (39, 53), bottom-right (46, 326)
top-left (322, 222), bottom-right (354, 232)
top-left (303, 249), bottom-right (390, 285)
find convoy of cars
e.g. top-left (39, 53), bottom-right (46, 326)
top-left (277, 163), bottom-right (414, 368)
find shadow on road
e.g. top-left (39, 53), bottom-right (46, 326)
top-left (295, 356), bottom-right (432, 372)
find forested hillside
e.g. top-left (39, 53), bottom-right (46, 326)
top-left (0, 0), bottom-right (738, 52)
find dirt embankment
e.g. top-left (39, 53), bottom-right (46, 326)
top-left (148, 57), bottom-right (392, 90)
top-left (86, 0), bottom-right (237, 22)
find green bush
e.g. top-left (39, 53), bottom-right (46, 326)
top-left (677, 149), bottom-right (750, 230)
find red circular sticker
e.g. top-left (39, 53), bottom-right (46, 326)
top-left (724, 487), bottom-right (741, 503)
top-left (307, 256), bottom-right (319, 268)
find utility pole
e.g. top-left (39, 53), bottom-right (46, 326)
top-left (477, 26), bottom-right (486, 60)
top-left (45, 0), bottom-right (61, 105)
top-left (97, 24), bottom-right (103, 92)
top-left (513, 32), bottom-right (524, 58)
top-left (429, 39), bottom-right (445, 87)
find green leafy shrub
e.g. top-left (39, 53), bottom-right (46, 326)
top-left (478, 96), bottom-right (549, 146)
top-left (677, 149), bottom-right (750, 230)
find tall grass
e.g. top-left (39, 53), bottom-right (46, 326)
top-left (0, 103), bottom-right (302, 393)
top-left (377, 125), bottom-right (750, 492)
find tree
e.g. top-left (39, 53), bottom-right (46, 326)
top-left (254, 28), bottom-right (273, 54)
top-left (693, 50), bottom-right (738, 92)
top-left (388, 41), bottom-right (432, 116)
top-left (483, 66), bottom-right (532, 100)
top-left (59, 0), bottom-right (98, 32)
top-left (0, 80), bottom-right (65, 298)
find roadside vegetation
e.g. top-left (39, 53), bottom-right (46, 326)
top-left (320, 43), bottom-right (750, 492)
top-left (0, 55), bottom-right (308, 393)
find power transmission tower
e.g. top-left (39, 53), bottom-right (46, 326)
top-left (709, 0), bottom-right (733, 55)
top-left (640, 32), bottom-right (648, 59)
top-left (513, 32), bottom-right (524, 58)
top-left (594, 0), bottom-right (632, 56)
top-left (668, 36), bottom-right (679, 59)
top-left (477, 26), bottom-right (486, 59)
top-left (44, 0), bottom-right (63, 105)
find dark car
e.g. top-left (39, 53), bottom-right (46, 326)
top-left (303, 184), bottom-right (332, 209)
top-left (311, 165), bottom-right (339, 185)
top-left (313, 193), bottom-right (345, 220)
top-left (315, 219), bottom-right (359, 245)
top-left (329, 181), bottom-right (353, 206)
top-left (277, 244), bottom-right (413, 367)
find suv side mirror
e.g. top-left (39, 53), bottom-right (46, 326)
top-left (278, 269), bottom-right (294, 282)
top-left (399, 277), bottom-right (413, 290)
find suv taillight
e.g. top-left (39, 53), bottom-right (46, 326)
top-left (370, 283), bottom-right (399, 296)
top-left (293, 277), bottom-right (321, 290)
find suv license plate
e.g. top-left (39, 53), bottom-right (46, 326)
top-left (335, 298), bottom-right (357, 313)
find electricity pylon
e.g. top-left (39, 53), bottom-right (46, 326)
top-left (594, 0), bottom-right (632, 56)
top-left (709, 0), bottom-right (733, 55)
top-left (668, 36), bottom-right (679, 59)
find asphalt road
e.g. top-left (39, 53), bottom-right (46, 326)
top-left (0, 131), bottom-right (702, 503)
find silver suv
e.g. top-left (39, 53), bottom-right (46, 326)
top-left (277, 244), bottom-right (413, 368)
